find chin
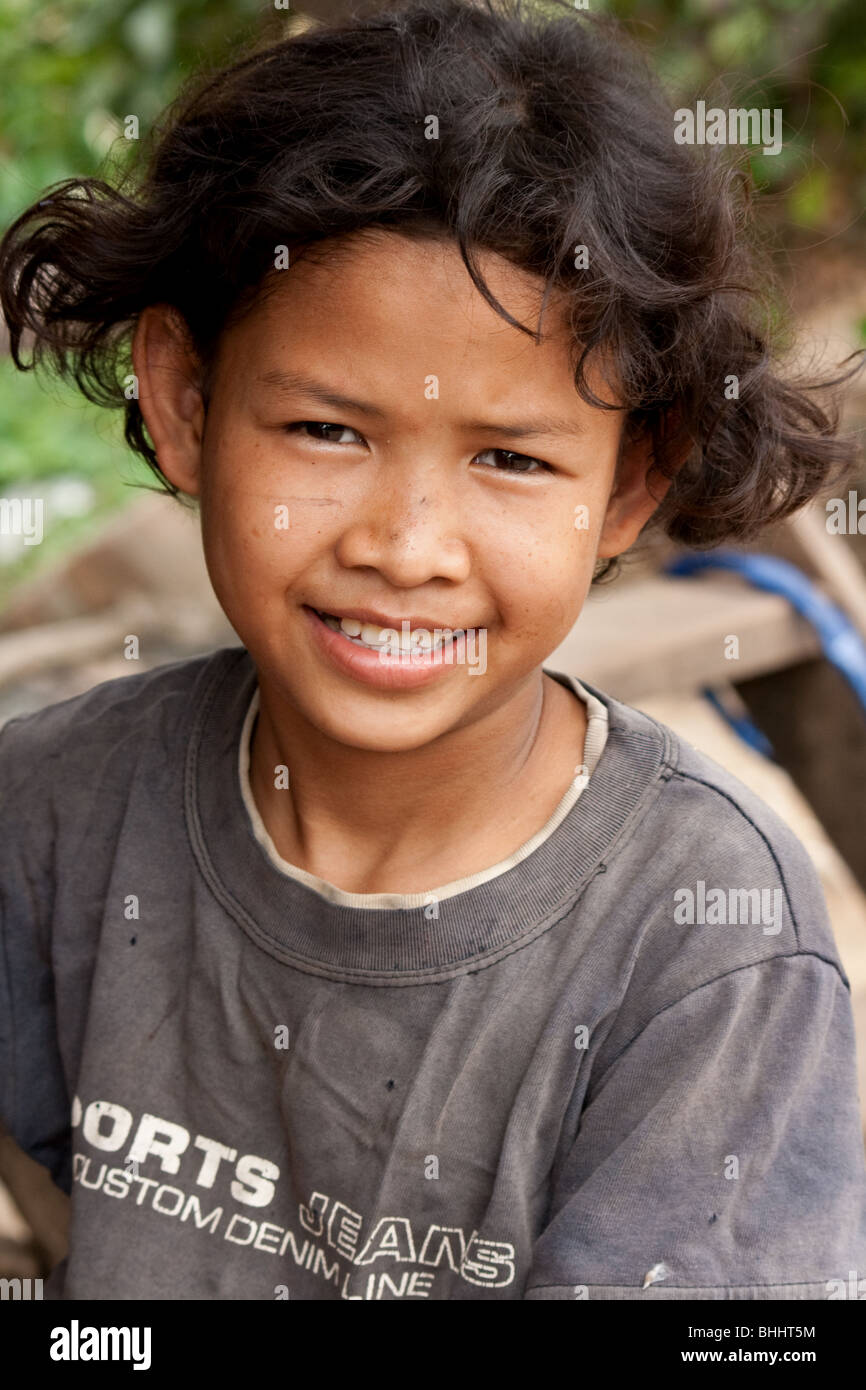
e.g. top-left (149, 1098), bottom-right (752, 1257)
top-left (323, 718), bottom-right (452, 754)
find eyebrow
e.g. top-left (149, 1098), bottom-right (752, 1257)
top-left (257, 369), bottom-right (388, 421)
top-left (256, 369), bottom-right (586, 440)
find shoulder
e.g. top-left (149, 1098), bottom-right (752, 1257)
top-left (597, 685), bottom-right (838, 956)
top-left (0, 644), bottom-right (249, 805)
top-left (579, 686), bottom-right (849, 1054)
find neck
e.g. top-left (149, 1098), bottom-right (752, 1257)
top-left (248, 671), bottom-right (586, 894)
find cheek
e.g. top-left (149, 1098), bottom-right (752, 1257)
top-left (487, 495), bottom-right (601, 616)
top-left (200, 435), bottom-right (341, 588)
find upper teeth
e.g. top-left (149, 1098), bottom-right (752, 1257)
top-left (318, 611), bottom-right (462, 650)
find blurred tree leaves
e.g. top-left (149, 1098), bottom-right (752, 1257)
top-left (0, 0), bottom-right (863, 238)
top-left (0, 0), bottom-right (283, 226)
top-left (0, 355), bottom-right (155, 602)
top-left (0, 0), bottom-right (287, 589)
top-left (608, 0), bottom-right (865, 240)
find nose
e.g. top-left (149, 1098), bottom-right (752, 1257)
top-left (333, 470), bottom-right (471, 588)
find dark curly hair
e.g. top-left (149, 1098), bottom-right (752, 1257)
top-left (0, 0), bottom-right (861, 566)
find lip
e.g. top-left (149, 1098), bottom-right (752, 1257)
top-left (302, 605), bottom-right (467, 690)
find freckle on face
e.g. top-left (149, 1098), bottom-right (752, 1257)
top-left (195, 230), bottom-right (624, 753)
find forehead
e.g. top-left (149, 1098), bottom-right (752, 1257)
top-left (218, 229), bottom-right (618, 414)
top-left (233, 230), bottom-right (559, 355)
top-left (266, 227), bottom-right (551, 320)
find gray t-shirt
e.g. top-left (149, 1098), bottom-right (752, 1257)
top-left (1, 644), bottom-right (865, 1300)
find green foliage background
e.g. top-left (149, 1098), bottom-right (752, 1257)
top-left (0, 0), bottom-right (863, 597)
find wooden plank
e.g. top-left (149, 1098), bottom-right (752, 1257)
top-left (547, 574), bottom-right (821, 701)
top-left (756, 504), bottom-right (866, 642)
top-left (736, 656), bottom-right (866, 893)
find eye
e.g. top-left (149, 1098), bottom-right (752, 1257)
top-left (473, 448), bottom-right (550, 475)
top-left (285, 421), bottom-right (365, 445)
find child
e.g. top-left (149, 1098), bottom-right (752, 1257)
top-left (1, 0), bottom-right (865, 1301)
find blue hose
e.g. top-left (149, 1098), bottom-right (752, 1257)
top-left (702, 686), bottom-right (776, 759)
top-left (665, 549), bottom-right (866, 750)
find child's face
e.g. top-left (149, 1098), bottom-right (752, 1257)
top-left (135, 230), bottom-right (663, 752)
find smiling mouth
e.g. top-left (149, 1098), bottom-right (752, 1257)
top-left (312, 608), bottom-right (465, 652)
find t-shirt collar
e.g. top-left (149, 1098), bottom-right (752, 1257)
top-left (186, 646), bottom-right (667, 980)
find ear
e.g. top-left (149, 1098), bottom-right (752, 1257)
top-left (131, 305), bottom-right (207, 498)
top-left (596, 412), bottom-right (688, 559)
